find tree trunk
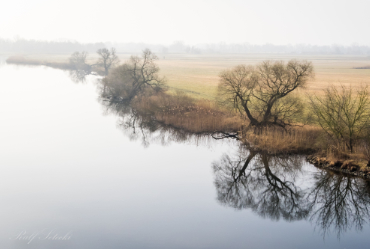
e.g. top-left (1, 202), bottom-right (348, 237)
top-left (241, 102), bottom-right (259, 126)
top-left (263, 103), bottom-right (273, 123)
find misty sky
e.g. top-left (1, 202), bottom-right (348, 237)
top-left (1, 0), bottom-right (369, 45)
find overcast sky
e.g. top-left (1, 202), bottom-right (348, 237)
top-left (1, 0), bottom-right (369, 45)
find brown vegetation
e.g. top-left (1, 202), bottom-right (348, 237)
top-left (306, 155), bottom-right (370, 178)
top-left (241, 126), bottom-right (321, 154)
top-left (98, 50), bottom-right (370, 167)
top-left (6, 56), bottom-right (72, 70)
top-left (132, 91), bottom-right (243, 134)
top-left (8, 51), bottom-right (370, 176)
top-left (99, 50), bottom-right (243, 136)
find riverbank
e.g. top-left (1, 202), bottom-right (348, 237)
top-left (132, 94), bottom-right (370, 179)
top-left (8, 54), bottom-right (370, 179)
top-left (2, 61), bottom-right (369, 247)
top-left (127, 96), bottom-right (370, 178)
top-left (6, 56), bottom-right (72, 70)
top-left (307, 155), bottom-right (370, 178)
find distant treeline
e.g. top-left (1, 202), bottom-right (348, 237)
top-left (0, 38), bottom-right (105, 54)
top-left (1, 38), bottom-right (370, 55)
top-left (196, 43), bottom-right (370, 55)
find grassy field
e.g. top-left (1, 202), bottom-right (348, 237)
top-left (6, 53), bottom-right (370, 99)
top-left (155, 54), bottom-right (370, 99)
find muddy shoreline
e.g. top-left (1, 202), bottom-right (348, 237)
top-left (306, 155), bottom-right (370, 179)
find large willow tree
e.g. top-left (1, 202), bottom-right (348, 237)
top-left (218, 60), bottom-right (314, 128)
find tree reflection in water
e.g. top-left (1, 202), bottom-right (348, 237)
top-left (92, 74), bottom-right (370, 239)
top-left (308, 171), bottom-right (370, 238)
top-left (67, 66), bottom-right (101, 84)
top-left (213, 148), bottom-right (370, 238)
top-left (213, 148), bottom-right (310, 221)
top-left (67, 69), bottom-right (215, 146)
top-left (98, 97), bottom-right (220, 148)
top-left (68, 69), bottom-right (89, 83)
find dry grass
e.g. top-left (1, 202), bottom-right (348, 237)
top-left (132, 91), bottom-right (335, 155)
top-left (155, 54), bottom-right (370, 99)
top-left (6, 55), bottom-right (72, 70)
top-left (241, 126), bottom-right (322, 154)
top-left (308, 137), bottom-right (370, 174)
top-left (133, 92), bottom-right (243, 134)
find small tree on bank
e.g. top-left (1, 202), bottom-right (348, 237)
top-left (217, 60), bottom-right (314, 128)
top-left (101, 49), bottom-right (166, 102)
top-left (309, 85), bottom-right (370, 153)
top-left (69, 51), bottom-right (91, 73)
top-left (97, 47), bottom-right (119, 75)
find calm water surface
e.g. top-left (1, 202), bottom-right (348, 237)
top-left (0, 62), bottom-right (369, 249)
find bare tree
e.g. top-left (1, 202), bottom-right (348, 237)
top-left (362, 130), bottom-right (370, 166)
top-left (97, 47), bottom-right (119, 75)
top-left (309, 85), bottom-right (370, 153)
top-left (69, 51), bottom-right (91, 73)
top-left (218, 60), bottom-right (314, 128)
top-left (101, 49), bottom-right (166, 103)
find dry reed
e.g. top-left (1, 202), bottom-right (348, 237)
top-left (241, 126), bottom-right (322, 154)
top-left (132, 92), bottom-right (243, 134)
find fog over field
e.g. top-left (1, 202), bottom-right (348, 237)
top-left (1, 38), bottom-right (370, 55)
top-left (1, 0), bottom-right (369, 54)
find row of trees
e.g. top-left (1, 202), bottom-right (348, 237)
top-left (97, 79), bottom-right (370, 238)
top-left (218, 60), bottom-right (370, 157)
top-left (69, 48), bottom-right (166, 103)
top-left (96, 48), bottom-right (370, 159)
top-left (69, 48), bottom-right (119, 76)
top-left (95, 56), bottom-right (370, 238)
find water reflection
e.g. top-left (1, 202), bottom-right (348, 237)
top-left (66, 63), bottom-right (370, 240)
top-left (213, 148), bottom-right (370, 238)
top-left (98, 97), bottom-right (218, 147)
top-left (68, 69), bottom-right (89, 83)
top-left (2, 63), bottom-right (370, 248)
top-left (308, 171), bottom-right (370, 237)
top-left (213, 148), bottom-right (309, 221)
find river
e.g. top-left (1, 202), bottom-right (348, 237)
top-left (0, 62), bottom-right (369, 248)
